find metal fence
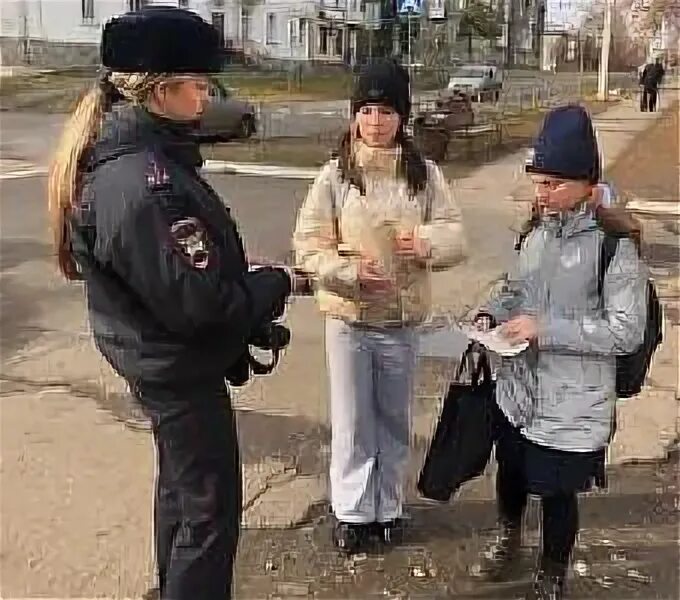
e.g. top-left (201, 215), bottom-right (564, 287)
top-left (246, 72), bottom-right (640, 144)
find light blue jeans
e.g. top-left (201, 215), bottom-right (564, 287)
top-left (325, 317), bottom-right (417, 524)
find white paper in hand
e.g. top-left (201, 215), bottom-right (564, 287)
top-left (460, 326), bottom-right (529, 357)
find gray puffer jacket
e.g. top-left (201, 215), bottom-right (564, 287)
top-left (483, 205), bottom-right (648, 452)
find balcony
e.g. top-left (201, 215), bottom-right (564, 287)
top-left (428, 0), bottom-right (445, 20)
top-left (346, 0), bottom-right (364, 24)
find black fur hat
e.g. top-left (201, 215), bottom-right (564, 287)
top-left (351, 59), bottom-right (411, 119)
top-left (101, 7), bottom-right (222, 73)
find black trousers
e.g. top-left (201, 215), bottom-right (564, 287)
top-left (494, 412), bottom-right (579, 576)
top-left (135, 380), bottom-right (242, 600)
top-left (641, 87), bottom-right (658, 112)
top-left (497, 452), bottom-right (579, 575)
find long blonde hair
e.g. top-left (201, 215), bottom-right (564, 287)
top-left (48, 71), bottom-right (166, 281)
top-left (48, 85), bottom-right (109, 280)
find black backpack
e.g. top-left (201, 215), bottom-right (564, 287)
top-left (599, 235), bottom-right (663, 398)
top-left (513, 224), bottom-right (663, 398)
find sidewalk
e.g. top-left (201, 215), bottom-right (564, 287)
top-left (606, 95), bottom-right (680, 464)
top-left (1, 95), bottom-right (677, 598)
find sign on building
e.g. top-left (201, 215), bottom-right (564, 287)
top-left (398, 0), bottom-right (423, 16)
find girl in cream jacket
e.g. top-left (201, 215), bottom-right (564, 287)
top-left (293, 59), bottom-right (466, 553)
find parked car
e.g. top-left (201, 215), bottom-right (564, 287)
top-left (447, 64), bottom-right (503, 102)
top-left (196, 78), bottom-right (256, 143)
top-left (414, 89), bottom-right (475, 131)
top-left (411, 90), bottom-right (475, 161)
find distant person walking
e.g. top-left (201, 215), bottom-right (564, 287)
top-left (639, 57), bottom-right (665, 112)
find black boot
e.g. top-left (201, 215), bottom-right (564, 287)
top-left (332, 521), bottom-right (371, 554)
top-left (142, 588), bottom-right (160, 600)
top-left (476, 523), bottom-right (522, 581)
top-left (375, 519), bottom-right (406, 546)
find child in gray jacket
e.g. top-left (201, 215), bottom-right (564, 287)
top-left (476, 105), bottom-right (648, 599)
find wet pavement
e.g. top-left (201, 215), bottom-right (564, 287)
top-left (234, 456), bottom-right (680, 599)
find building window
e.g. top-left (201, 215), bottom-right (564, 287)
top-left (212, 12), bottom-right (225, 47)
top-left (365, 1), bottom-right (380, 27)
top-left (289, 19), bottom-right (303, 47)
top-left (428, 0), bottom-right (445, 18)
top-left (128, 0), bottom-right (148, 11)
top-left (567, 39), bottom-right (577, 62)
top-left (241, 8), bottom-right (251, 42)
top-left (318, 26), bottom-right (341, 56)
top-left (319, 27), bottom-right (329, 55)
top-left (82, 0), bottom-right (94, 21)
top-left (266, 13), bottom-right (277, 44)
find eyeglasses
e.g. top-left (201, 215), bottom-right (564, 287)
top-left (532, 179), bottom-right (568, 190)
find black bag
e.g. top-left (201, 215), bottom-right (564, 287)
top-left (417, 342), bottom-right (497, 502)
top-left (599, 235), bottom-right (663, 398)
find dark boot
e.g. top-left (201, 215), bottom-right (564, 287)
top-left (332, 521), bottom-right (371, 554)
top-left (374, 519), bottom-right (406, 546)
top-left (525, 569), bottom-right (565, 600)
top-left (141, 588), bottom-right (160, 600)
top-left (476, 523), bottom-right (522, 581)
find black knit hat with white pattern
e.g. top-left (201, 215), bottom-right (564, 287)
top-left (351, 59), bottom-right (411, 119)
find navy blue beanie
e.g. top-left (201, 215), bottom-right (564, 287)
top-left (526, 104), bottom-right (601, 184)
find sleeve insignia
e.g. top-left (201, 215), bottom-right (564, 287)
top-left (170, 217), bottom-right (211, 270)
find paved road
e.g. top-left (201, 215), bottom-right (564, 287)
top-left (234, 458), bottom-right (680, 599)
top-left (0, 172), bottom-right (306, 359)
top-left (0, 72), bottom-right (637, 155)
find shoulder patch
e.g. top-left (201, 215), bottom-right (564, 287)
top-left (170, 217), bottom-right (211, 270)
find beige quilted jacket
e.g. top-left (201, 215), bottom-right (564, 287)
top-left (293, 151), bottom-right (467, 325)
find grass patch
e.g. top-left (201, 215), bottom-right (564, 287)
top-left (0, 71), bottom-right (92, 112)
top-left (217, 69), bottom-right (442, 102)
top-left (218, 72), bottom-right (354, 102)
top-left (0, 71), bottom-right (90, 97)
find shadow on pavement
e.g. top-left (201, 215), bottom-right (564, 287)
top-left (0, 238), bottom-right (78, 358)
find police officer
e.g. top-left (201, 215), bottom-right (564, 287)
top-left (48, 7), bottom-right (294, 599)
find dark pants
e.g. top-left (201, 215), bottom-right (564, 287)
top-left (493, 409), bottom-right (601, 576)
top-left (496, 444), bottom-right (579, 575)
top-left (641, 87), bottom-right (658, 112)
top-left (134, 380), bottom-right (242, 600)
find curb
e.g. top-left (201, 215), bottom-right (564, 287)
top-left (0, 162), bottom-right (48, 180)
top-left (0, 161), bottom-right (321, 181)
top-left (202, 160), bottom-right (319, 180)
top-left (626, 199), bottom-right (680, 217)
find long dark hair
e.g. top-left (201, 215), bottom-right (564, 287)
top-left (335, 122), bottom-right (428, 197)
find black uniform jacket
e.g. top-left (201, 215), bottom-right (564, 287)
top-left (70, 104), bottom-right (290, 386)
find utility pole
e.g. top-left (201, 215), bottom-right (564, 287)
top-left (407, 7), bottom-right (413, 84)
top-left (506, 0), bottom-right (515, 68)
top-left (578, 29), bottom-right (584, 98)
top-left (19, 0), bottom-right (28, 63)
top-left (597, 0), bottom-right (613, 101)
